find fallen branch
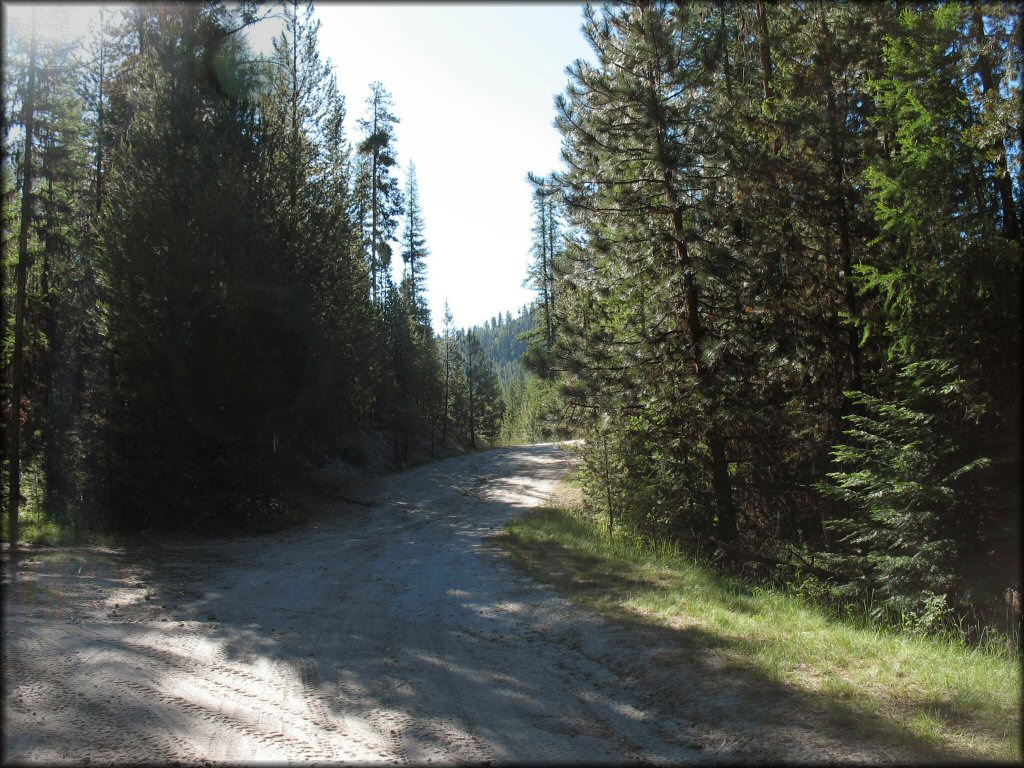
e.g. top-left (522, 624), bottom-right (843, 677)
top-left (709, 537), bottom-right (834, 579)
top-left (336, 494), bottom-right (375, 508)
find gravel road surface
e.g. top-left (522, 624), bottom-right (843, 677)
top-left (3, 444), bottom-right (911, 764)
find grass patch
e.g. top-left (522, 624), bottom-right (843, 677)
top-left (498, 502), bottom-right (1022, 762)
top-left (5, 501), bottom-right (112, 548)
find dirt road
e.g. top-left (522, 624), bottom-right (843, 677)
top-left (3, 444), bottom-right (905, 764)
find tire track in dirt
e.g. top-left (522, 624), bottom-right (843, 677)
top-left (3, 624), bottom-right (206, 764)
top-left (115, 678), bottom-right (320, 760)
top-left (99, 622), bottom-right (381, 761)
top-left (369, 500), bottom-right (498, 766)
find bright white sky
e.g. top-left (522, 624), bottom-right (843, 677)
top-left (3, 2), bottom-right (593, 332)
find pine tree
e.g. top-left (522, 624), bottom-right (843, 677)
top-left (100, 2), bottom-right (273, 530)
top-left (258, 0), bottom-right (366, 446)
top-left (461, 330), bottom-right (503, 449)
top-left (821, 359), bottom-right (989, 628)
top-left (823, 3), bottom-right (1022, 617)
top-left (3, 7), bottom-right (98, 541)
top-left (400, 161), bottom-right (430, 325)
top-left (33, 31), bottom-right (94, 526)
top-left (356, 81), bottom-right (403, 306)
top-left (80, 6), bottom-right (115, 214)
top-left (4, 8), bottom-right (39, 550)
top-left (522, 172), bottom-right (560, 380)
top-left (554, 1), bottom-right (743, 542)
top-left (526, 172), bottom-right (558, 350)
top-left (441, 301), bottom-right (455, 445)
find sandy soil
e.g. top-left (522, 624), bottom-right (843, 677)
top-left (3, 444), bottom-right (915, 764)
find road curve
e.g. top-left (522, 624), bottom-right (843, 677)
top-left (3, 444), bottom-right (904, 764)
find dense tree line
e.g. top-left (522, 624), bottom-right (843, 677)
top-left (533, 1), bottom-right (1020, 631)
top-left (460, 305), bottom-right (565, 444)
top-left (1, 1), bottom-right (501, 542)
top-left (472, 307), bottom-right (528, 393)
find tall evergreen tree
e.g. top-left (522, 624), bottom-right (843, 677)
top-left (526, 172), bottom-right (558, 350)
top-left (461, 330), bottom-right (504, 449)
top-left (441, 301), bottom-right (455, 445)
top-left (258, 0), bottom-right (366, 447)
top-left (4, 8), bottom-right (39, 550)
top-left (400, 161), bottom-right (429, 324)
top-left (100, 2), bottom-right (273, 530)
top-left (543, 0), bottom-right (1019, 624)
top-left (554, 1), bottom-right (744, 542)
top-left (4, 8), bottom-right (97, 541)
top-left (356, 81), bottom-right (403, 306)
top-left (824, 3), bottom-right (1022, 617)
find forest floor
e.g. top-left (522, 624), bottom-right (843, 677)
top-left (2, 444), bottom-right (956, 764)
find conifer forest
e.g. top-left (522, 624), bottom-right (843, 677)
top-left (2, 0), bottom-right (1021, 648)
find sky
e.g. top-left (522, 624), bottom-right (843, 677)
top-left (3, 1), bottom-right (595, 333)
top-left (251, 3), bottom-right (594, 332)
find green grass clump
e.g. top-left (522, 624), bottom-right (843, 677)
top-left (499, 504), bottom-right (1022, 762)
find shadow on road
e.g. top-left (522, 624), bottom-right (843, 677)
top-left (4, 444), bottom-right (997, 763)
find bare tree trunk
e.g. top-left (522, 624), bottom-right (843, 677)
top-left (603, 429), bottom-right (614, 538)
top-left (756, 0), bottom-right (773, 99)
top-left (818, 5), bottom-right (863, 393)
top-left (94, 7), bottom-right (107, 214)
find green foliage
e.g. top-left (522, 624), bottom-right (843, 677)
top-left (820, 359), bottom-right (990, 628)
top-left (459, 330), bottom-right (504, 448)
top-left (541, 0), bottom-right (1021, 636)
top-left (98, 3), bottom-right (298, 531)
top-left (1, 1), bottom-right (1019, 645)
top-left (399, 162), bottom-right (429, 325)
top-left (355, 80), bottom-right (404, 306)
top-left (0, 1), bottom-right (472, 539)
top-left (2, 17), bottom-right (101, 533)
top-left (468, 304), bottom-right (532, 395)
top-left (827, 3), bottom-right (1021, 625)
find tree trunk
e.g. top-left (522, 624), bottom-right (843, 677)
top-left (603, 429), bottom-right (614, 538)
top-left (467, 350), bottom-right (476, 449)
top-left (8, 10), bottom-right (38, 553)
top-left (468, 388), bottom-right (475, 449)
top-left (290, 0), bottom-right (299, 214)
top-left (756, 0), bottom-right (773, 100)
top-left (370, 92), bottom-right (381, 305)
top-left (970, 3), bottom-right (1021, 243)
top-left (545, 194), bottom-right (556, 347)
top-left (41, 175), bottom-right (59, 511)
top-left (822, 46), bottom-right (863, 392)
top-left (442, 338), bottom-right (450, 444)
top-left (664, 166), bottom-right (738, 542)
top-left (94, 8), bottom-right (107, 214)
top-left (708, 431), bottom-right (737, 541)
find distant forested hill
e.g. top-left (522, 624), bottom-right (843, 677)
top-left (465, 306), bottom-right (536, 395)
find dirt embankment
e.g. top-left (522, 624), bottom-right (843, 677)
top-left (4, 444), bottom-right (920, 764)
